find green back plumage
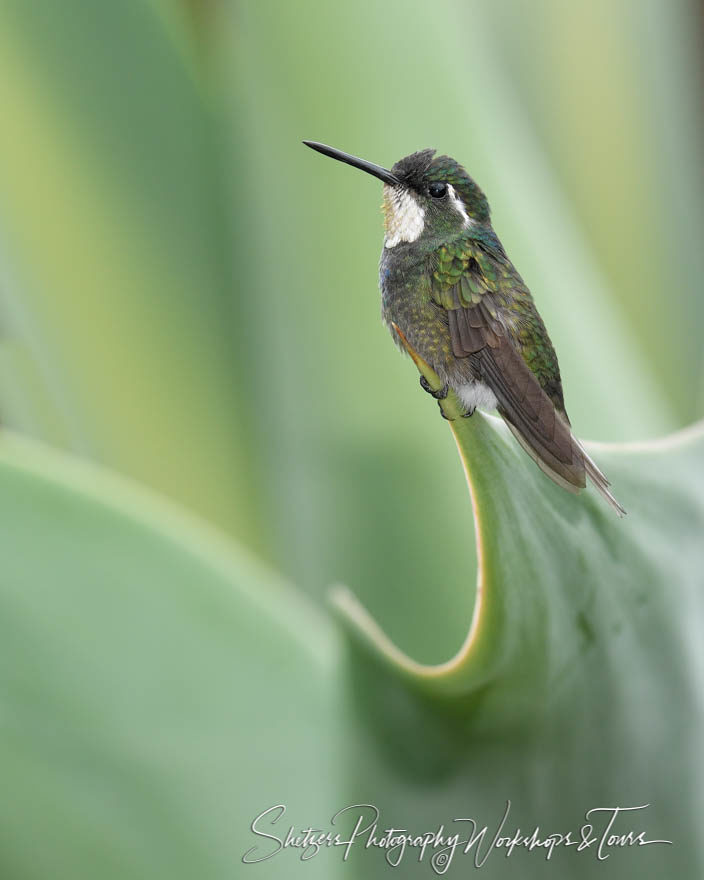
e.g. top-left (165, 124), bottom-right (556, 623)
top-left (430, 234), bottom-right (566, 415)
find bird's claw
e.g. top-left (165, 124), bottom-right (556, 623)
top-left (420, 375), bottom-right (448, 400)
top-left (438, 401), bottom-right (455, 420)
top-left (462, 407), bottom-right (475, 418)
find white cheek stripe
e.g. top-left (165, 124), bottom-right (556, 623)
top-left (384, 186), bottom-right (426, 248)
top-left (447, 184), bottom-right (472, 227)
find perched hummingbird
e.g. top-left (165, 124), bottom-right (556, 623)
top-left (303, 141), bottom-right (626, 516)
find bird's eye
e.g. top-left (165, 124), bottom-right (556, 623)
top-left (428, 182), bottom-right (447, 198)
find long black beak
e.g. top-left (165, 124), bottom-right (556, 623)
top-left (303, 141), bottom-right (400, 186)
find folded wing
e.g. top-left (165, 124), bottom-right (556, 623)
top-left (433, 242), bottom-right (626, 515)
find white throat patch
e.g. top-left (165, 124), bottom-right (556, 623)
top-left (383, 186), bottom-right (425, 248)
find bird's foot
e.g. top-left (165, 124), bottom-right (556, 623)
top-left (462, 407), bottom-right (476, 418)
top-left (420, 375), bottom-right (448, 400)
top-left (438, 401), bottom-right (455, 420)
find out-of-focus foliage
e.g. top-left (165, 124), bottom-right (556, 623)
top-left (0, 0), bottom-right (260, 549)
top-left (1, 411), bottom-right (702, 878)
top-left (0, 0), bottom-right (701, 878)
top-left (0, 434), bottom-right (340, 880)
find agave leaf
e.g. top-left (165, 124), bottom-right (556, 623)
top-left (1, 390), bottom-right (702, 878)
top-left (332, 340), bottom-right (704, 877)
top-left (0, 1), bottom-right (261, 546)
top-left (0, 433), bottom-right (342, 880)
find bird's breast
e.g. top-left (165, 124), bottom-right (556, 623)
top-left (378, 247), bottom-right (457, 379)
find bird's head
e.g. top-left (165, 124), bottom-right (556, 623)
top-left (303, 141), bottom-right (490, 248)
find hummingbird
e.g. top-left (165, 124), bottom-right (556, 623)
top-left (303, 141), bottom-right (626, 516)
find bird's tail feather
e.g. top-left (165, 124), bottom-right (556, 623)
top-left (502, 417), bottom-right (581, 494)
top-left (577, 440), bottom-right (627, 517)
top-left (501, 414), bottom-right (627, 516)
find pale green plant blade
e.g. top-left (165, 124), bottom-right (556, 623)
top-left (0, 1), bottom-right (262, 546)
top-left (485, 0), bottom-right (704, 423)
top-left (1, 409), bottom-right (702, 877)
top-left (332, 352), bottom-right (704, 877)
top-left (0, 434), bottom-right (341, 880)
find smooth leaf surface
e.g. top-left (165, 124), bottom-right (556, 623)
top-left (0, 0), bottom-right (262, 547)
top-left (1, 403), bottom-right (701, 878)
top-left (0, 434), bottom-right (343, 880)
top-left (332, 353), bottom-right (704, 877)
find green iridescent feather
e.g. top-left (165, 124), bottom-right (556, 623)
top-left (430, 234), bottom-right (566, 414)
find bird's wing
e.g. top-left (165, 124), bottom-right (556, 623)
top-left (430, 238), bottom-right (587, 493)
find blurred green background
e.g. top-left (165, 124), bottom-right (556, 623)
top-left (0, 0), bottom-right (702, 877)
top-left (1, 0), bottom-right (702, 652)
